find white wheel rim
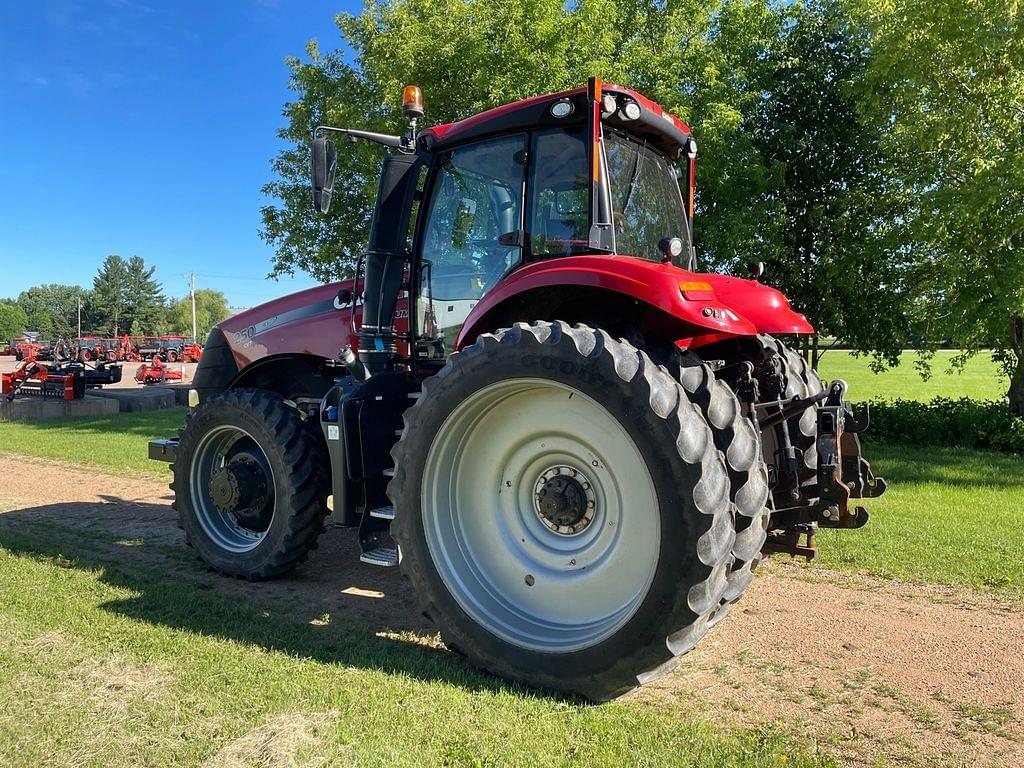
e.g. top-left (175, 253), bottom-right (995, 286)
top-left (422, 378), bottom-right (660, 652)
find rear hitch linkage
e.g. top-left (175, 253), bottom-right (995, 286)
top-left (748, 379), bottom-right (887, 561)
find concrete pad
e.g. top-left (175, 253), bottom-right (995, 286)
top-left (88, 386), bottom-right (177, 413)
top-left (0, 394), bottom-right (120, 422)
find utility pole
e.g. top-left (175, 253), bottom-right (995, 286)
top-left (190, 272), bottom-right (197, 341)
top-left (77, 296), bottom-right (81, 339)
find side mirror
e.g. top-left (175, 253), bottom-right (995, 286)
top-left (311, 136), bottom-right (337, 214)
top-left (334, 287), bottom-right (353, 309)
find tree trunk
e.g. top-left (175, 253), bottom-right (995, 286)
top-left (1009, 315), bottom-right (1024, 417)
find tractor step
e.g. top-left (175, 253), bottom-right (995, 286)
top-left (359, 546), bottom-right (399, 567)
top-left (369, 505), bottom-right (395, 520)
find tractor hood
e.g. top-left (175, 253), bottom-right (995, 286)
top-left (216, 280), bottom-right (357, 369)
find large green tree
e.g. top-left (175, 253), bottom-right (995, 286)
top-left (169, 288), bottom-right (230, 342)
top-left (90, 256), bottom-right (130, 336)
top-left (123, 255), bottom-right (167, 335)
top-left (853, 0), bottom-right (1024, 412)
top-left (16, 284), bottom-right (89, 339)
top-left (259, 0), bottom-right (1023, 411)
top-left (0, 300), bottom-right (28, 340)
top-left (743, 0), bottom-right (905, 362)
top-left (260, 0), bottom-right (787, 282)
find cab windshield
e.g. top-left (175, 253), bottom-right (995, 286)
top-left (525, 128), bottom-right (690, 266)
top-left (604, 132), bottom-right (690, 267)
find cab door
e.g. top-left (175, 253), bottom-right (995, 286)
top-left (415, 134), bottom-right (527, 356)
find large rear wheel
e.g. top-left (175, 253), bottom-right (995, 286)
top-left (389, 321), bottom-right (733, 700)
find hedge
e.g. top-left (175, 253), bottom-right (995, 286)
top-left (856, 397), bottom-right (1024, 453)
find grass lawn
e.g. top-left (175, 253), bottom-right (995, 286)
top-left (815, 441), bottom-right (1024, 600)
top-left (0, 530), bottom-right (827, 767)
top-left (816, 350), bottom-right (1008, 402)
top-left (0, 408), bottom-right (184, 477)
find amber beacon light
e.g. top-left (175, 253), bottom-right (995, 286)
top-left (402, 85), bottom-right (424, 119)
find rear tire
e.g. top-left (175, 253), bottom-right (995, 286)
top-left (172, 389), bottom-right (329, 580)
top-left (389, 321), bottom-right (733, 700)
top-left (675, 353), bottom-right (770, 604)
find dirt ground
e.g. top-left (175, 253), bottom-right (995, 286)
top-left (0, 453), bottom-right (1020, 767)
top-left (0, 355), bottom-right (198, 389)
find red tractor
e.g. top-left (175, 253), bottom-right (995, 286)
top-left (151, 80), bottom-right (884, 700)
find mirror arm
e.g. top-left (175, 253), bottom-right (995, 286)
top-left (315, 125), bottom-right (408, 150)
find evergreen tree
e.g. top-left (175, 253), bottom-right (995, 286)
top-left (123, 255), bottom-right (166, 335)
top-left (91, 255), bottom-right (130, 336)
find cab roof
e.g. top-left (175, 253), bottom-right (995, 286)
top-left (417, 84), bottom-right (691, 158)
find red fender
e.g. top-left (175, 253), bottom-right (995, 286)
top-left (456, 256), bottom-right (759, 349)
top-left (702, 274), bottom-right (814, 336)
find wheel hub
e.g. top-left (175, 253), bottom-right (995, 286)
top-left (208, 456), bottom-right (270, 530)
top-left (533, 465), bottom-right (596, 535)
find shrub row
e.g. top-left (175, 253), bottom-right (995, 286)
top-left (856, 397), bottom-right (1024, 453)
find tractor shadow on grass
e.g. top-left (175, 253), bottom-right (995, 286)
top-left (0, 497), bottom-right (555, 700)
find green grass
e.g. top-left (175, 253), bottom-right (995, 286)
top-left (0, 532), bottom-right (835, 767)
top-left (816, 350), bottom-right (1007, 402)
top-left (816, 441), bottom-right (1024, 599)
top-left (0, 408), bottom-right (184, 476)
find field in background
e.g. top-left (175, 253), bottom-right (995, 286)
top-left (816, 350), bottom-right (1007, 401)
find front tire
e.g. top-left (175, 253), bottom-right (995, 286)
top-left (172, 389), bottom-right (329, 580)
top-left (389, 322), bottom-right (733, 700)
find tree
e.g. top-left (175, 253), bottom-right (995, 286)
top-left (16, 284), bottom-right (88, 338)
top-left (740, 0), bottom-right (905, 362)
top-left (91, 255), bottom-right (166, 336)
top-left (854, 0), bottom-right (1024, 412)
top-left (0, 300), bottom-right (27, 340)
top-left (123, 255), bottom-right (166, 335)
top-left (91, 256), bottom-right (129, 336)
top-left (169, 288), bottom-right (230, 342)
top-left (260, 0), bottom-right (787, 282)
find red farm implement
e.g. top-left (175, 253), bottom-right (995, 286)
top-left (135, 356), bottom-right (185, 385)
top-left (2, 360), bottom-right (85, 401)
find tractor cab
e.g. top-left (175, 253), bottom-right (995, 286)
top-left (312, 78), bottom-right (715, 365)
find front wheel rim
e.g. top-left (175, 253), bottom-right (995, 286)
top-left (421, 378), bottom-right (660, 653)
top-left (189, 425), bottom-right (276, 553)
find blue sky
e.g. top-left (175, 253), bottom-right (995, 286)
top-left (0, 0), bottom-right (360, 308)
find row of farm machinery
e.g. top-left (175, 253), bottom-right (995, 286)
top-left (3, 335), bottom-right (202, 364)
top-left (2, 336), bottom-right (198, 402)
